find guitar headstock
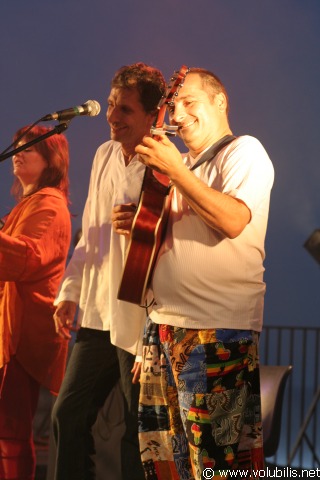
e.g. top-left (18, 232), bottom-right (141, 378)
top-left (151, 65), bottom-right (189, 137)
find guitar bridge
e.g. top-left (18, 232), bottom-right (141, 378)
top-left (150, 123), bottom-right (178, 137)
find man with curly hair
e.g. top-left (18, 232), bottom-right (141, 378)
top-left (52, 62), bottom-right (165, 480)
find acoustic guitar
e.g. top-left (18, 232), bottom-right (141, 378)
top-left (117, 65), bottom-right (189, 305)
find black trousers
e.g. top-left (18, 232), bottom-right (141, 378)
top-left (51, 327), bottom-right (144, 480)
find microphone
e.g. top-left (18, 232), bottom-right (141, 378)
top-left (41, 100), bottom-right (101, 121)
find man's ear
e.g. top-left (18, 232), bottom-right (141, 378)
top-left (216, 92), bottom-right (227, 112)
top-left (149, 108), bottom-right (158, 118)
top-left (147, 109), bottom-right (158, 126)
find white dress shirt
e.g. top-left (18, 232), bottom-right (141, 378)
top-left (55, 140), bottom-right (147, 356)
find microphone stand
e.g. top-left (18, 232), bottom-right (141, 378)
top-left (0, 122), bottom-right (69, 163)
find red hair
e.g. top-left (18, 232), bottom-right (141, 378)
top-left (11, 125), bottom-right (70, 201)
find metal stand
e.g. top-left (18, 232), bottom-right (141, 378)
top-left (288, 386), bottom-right (320, 466)
top-left (0, 122), bottom-right (69, 163)
top-left (295, 231), bottom-right (320, 466)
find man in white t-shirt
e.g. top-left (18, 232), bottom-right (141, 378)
top-left (51, 63), bottom-right (165, 480)
top-left (133, 68), bottom-right (274, 479)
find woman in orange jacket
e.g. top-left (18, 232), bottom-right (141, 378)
top-left (0, 125), bottom-right (71, 480)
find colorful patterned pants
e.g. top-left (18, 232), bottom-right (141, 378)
top-left (138, 320), bottom-right (264, 480)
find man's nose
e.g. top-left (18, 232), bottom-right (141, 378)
top-left (170, 104), bottom-right (186, 125)
top-left (107, 106), bottom-right (119, 123)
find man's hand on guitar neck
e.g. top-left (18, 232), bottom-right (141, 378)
top-left (111, 202), bottom-right (136, 236)
top-left (136, 134), bottom-right (186, 179)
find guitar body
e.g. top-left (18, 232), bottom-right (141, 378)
top-left (117, 168), bottom-right (172, 305)
top-left (117, 65), bottom-right (189, 305)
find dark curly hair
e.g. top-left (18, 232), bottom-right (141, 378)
top-left (111, 62), bottom-right (166, 114)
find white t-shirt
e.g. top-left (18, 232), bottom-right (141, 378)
top-left (150, 135), bottom-right (274, 332)
top-left (55, 140), bottom-right (147, 355)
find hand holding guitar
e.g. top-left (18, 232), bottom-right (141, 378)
top-left (117, 66), bottom-right (189, 305)
top-left (135, 134), bottom-right (186, 180)
top-left (111, 202), bottom-right (137, 236)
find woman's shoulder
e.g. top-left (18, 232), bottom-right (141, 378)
top-left (35, 187), bottom-right (67, 202)
top-left (28, 188), bottom-right (69, 213)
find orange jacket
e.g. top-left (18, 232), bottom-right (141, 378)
top-left (0, 187), bottom-right (71, 395)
